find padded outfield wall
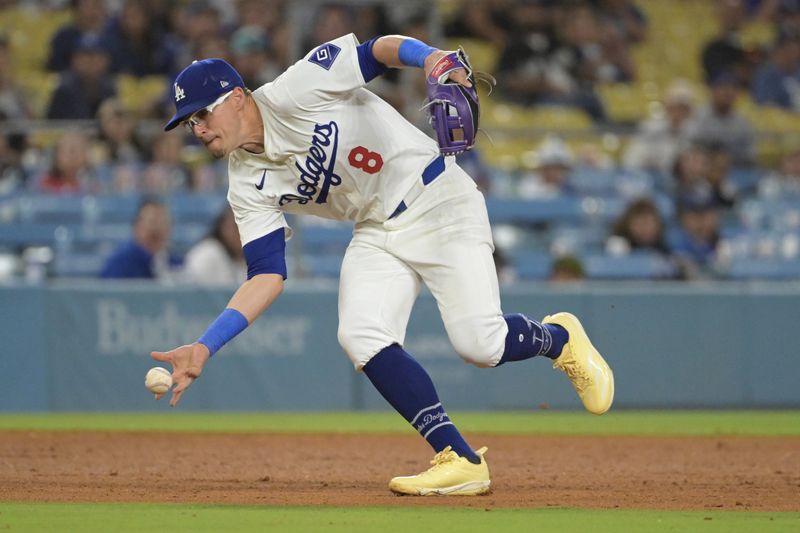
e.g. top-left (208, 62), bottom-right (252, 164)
top-left (0, 282), bottom-right (797, 411)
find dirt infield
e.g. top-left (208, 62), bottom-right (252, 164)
top-left (0, 431), bottom-right (798, 511)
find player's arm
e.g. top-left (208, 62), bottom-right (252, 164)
top-left (369, 35), bottom-right (472, 87)
top-left (151, 228), bottom-right (287, 407)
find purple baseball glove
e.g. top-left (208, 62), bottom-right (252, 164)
top-left (425, 48), bottom-right (494, 156)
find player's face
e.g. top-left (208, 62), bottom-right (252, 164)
top-left (183, 90), bottom-right (237, 159)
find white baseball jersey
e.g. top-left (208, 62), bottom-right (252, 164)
top-left (227, 33), bottom-right (442, 246)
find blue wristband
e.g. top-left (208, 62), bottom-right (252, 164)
top-left (398, 38), bottom-right (438, 68)
top-left (197, 308), bottom-right (249, 357)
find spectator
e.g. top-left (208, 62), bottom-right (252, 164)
top-left (554, 3), bottom-right (634, 82)
top-left (595, 0), bottom-right (648, 44)
top-left (495, 0), bottom-right (558, 106)
top-left (101, 197), bottom-right (174, 279)
top-left (352, 4), bottom-right (395, 43)
top-left (141, 131), bottom-right (191, 193)
top-left (701, 0), bottom-right (751, 86)
top-left (550, 255), bottom-right (586, 282)
top-left (234, 0), bottom-right (290, 70)
top-left (444, 0), bottom-right (513, 49)
top-left (303, 4), bottom-right (352, 51)
top-left (229, 25), bottom-right (277, 89)
top-left (95, 98), bottom-right (145, 165)
top-left (606, 197), bottom-right (670, 256)
top-left (172, 2), bottom-right (224, 70)
top-left (705, 143), bottom-right (738, 205)
top-left (496, 2), bottom-right (610, 120)
top-left (0, 132), bottom-right (28, 194)
top-left (235, 0), bottom-right (286, 36)
top-left (623, 79), bottom-right (696, 175)
top-left (758, 147), bottom-right (800, 197)
top-left (518, 135), bottom-right (574, 199)
top-left (673, 145), bottom-right (711, 196)
top-left (0, 35), bottom-right (32, 119)
top-left (183, 207), bottom-right (246, 285)
top-left (684, 71), bottom-right (756, 167)
top-left (671, 191), bottom-right (723, 278)
top-left (36, 131), bottom-right (95, 194)
top-left (751, 33), bottom-right (800, 110)
top-left (672, 144), bottom-right (736, 206)
top-left (46, 0), bottom-right (109, 72)
top-left (103, 0), bottom-right (178, 77)
top-left (46, 34), bottom-right (116, 120)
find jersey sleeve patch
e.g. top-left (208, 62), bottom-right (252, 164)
top-left (308, 43), bottom-right (341, 70)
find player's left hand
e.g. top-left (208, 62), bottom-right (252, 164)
top-left (423, 51), bottom-right (472, 88)
top-left (150, 343), bottom-right (210, 407)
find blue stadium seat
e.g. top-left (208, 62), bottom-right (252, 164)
top-left (485, 197), bottom-right (584, 225)
top-left (168, 194), bottom-right (227, 224)
top-left (300, 253), bottom-right (342, 278)
top-left (727, 259), bottom-right (800, 280)
top-left (728, 168), bottom-right (763, 194)
top-left (508, 250), bottom-right (553, 280)
top-left (87, 196), bottom-right (140, 224)
top-left (14, 195), bottom-right (84, 224)
top-left (0, 222), bottom-right (75, 248)
top-left (550, 224), bottom-right (606, 255)
top-left (53, 252), bottom-right (106, 278)
top-left (568, 168), bottom-right (618, 195)
top-left (584, 252), bottom-right (678, 280)
top-left (297, 222), bottom-right (353, 254)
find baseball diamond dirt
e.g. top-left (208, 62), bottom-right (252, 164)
top-left (0, 432), bottom-right (798, 510)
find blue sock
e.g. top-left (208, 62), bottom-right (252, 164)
top-left (497, 313), bottom-right (568, 364)
top-left (363, 344), bottom-right (480, 464)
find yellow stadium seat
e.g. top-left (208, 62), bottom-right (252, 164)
top-left (598, 83), bottom-right (653, 123)
top-left (117, 75), bottom-right (168, 116)
top-left (482, 100), bottom-right (592, 131)
top-left (444, 38), bottom-right (500, 73)
top-left (0, 7), bottom-right (71, 73)
top-left (15, 71), bottom-right (58, 118)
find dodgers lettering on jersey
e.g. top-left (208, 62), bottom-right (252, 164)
top-left (280, 121), bottom-right (341, 206)
top-left (226, 33), bottom-right (443, 248)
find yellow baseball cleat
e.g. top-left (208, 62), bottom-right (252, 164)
top-left (389, 446), bottom-right (491, 496)
top-left (543, 312), bottom-right (615, 415)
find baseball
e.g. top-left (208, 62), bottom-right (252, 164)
top-left (145, 367), bottom-right (172, 395)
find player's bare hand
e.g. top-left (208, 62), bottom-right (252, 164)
top-left (424, 50), bottom-right (472, 88)
top-left (150, 343), bottom-right (210, 407)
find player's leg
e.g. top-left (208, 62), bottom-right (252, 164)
top-left (338, 225), bottom-right (487, 483)
top-left (391, 170), bottom-right (565, 366)
top-left (393, 167), bottom-right (613, 414)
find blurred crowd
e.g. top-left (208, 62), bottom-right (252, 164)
top-left (0, 0), bottom-right (800, 283)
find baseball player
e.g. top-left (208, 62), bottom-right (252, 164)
top-left (152, 33), bottom-right (614, 496)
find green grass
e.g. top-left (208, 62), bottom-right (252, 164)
top-left (0, 411), bottom-right (798, 436)
top-left (0, 503), bottom-right (797, 533)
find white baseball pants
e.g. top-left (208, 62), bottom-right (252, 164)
top-left (337, 163), bottom-right (508, 369)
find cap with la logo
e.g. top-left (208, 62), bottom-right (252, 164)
top-left (164, 58), bottom-right (245, 131)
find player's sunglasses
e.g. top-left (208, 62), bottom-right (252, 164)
top-left (181, 90), bottom-right (234, 132)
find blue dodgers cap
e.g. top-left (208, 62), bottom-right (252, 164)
top-left (164, 58), bottom-right (245, 131)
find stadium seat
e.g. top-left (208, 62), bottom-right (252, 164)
top-left (117, 75), bottom-right (169, 116)
top-left (584, 252), bottom-right (678, 280)
top-left (508, 250), bottom-right (553, 281)
top-left (0, 222), bottom-right (74, 248)
top-left (297, 222), bottom-right (353, 255)
top-left (53, 251), bottom-right (106, 278)
top-left (443, 38), bottom-right (500, 73)
top-left (485, 197), bottom-right (584, 225)
top-left (727, 259), bottom-right (800, 280)
top-left (168, 194), bottom-right (227, 224)
top-left (299, 253), bottom-right (342, 279)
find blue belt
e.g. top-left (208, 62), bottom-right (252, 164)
top-left (388, 155), bottom-right (445, 219)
